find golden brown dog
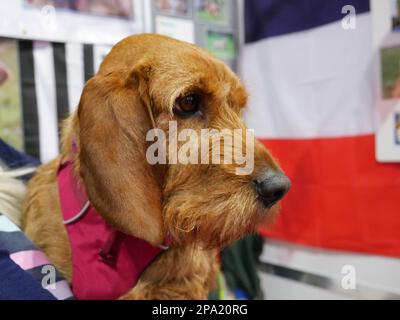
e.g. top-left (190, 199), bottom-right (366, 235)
top-left (22, 34), bottom-right (290, 300)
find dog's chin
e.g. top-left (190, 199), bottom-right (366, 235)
top-left (259, 203), bottom-right (281, 227)
top-left (166, 202), bottom-right (278, 250)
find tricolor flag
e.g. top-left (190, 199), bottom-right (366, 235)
top-left (243, 0), bottom-right (400, 258)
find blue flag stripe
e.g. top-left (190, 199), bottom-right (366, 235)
top-left (245, 0), bottom-right (370, 44)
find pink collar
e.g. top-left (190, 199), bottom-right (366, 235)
top-left (57, 161), bottom-right (166, 300)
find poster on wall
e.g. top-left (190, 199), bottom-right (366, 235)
top-left (0, 38), bottom-right (24, 152)
top-left (205, 30), bottom-right (235, 60)
top-left (155, 15), bottom-right (195, 43)
top-left (194, 0), bottom-right (230, 26)
top-left (150, 0), bottom-right (240, 71)
top-left (395, 111), bottom-right (400, 144)
top-left (381, 44), bottom-right (400, 100)
top-left (392, 0), bottom-right (400, 31)
top-left (378, 38), bottom-right (400, 162)
top-left (0, 0), bottom-right (144, 45)
top-left (372, 0), bottom-right (400, 162)
top-left (154, 0), bottom-right (192, 17)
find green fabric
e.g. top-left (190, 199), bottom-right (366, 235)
top-left (208, 273), bottom-right (225, 300)
top-left (220, 235), bottom-right (264, 299)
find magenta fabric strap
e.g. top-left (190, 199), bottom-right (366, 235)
top-left (57, 161), bottom-right (164, 300)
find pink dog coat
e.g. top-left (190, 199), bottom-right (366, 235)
top-left (57, 161), bottom-right (166, 300)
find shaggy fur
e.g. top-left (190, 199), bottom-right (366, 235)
top-left (22, 34), bottom-right (286, 300)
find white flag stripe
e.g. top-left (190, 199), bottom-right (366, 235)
top-left (66, 42), bottom-right (84, 113)
top-left (33, 41), bottom-right (59, 162)
top-left (242, 13), bottom-right (375, 139)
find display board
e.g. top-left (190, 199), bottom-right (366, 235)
top-left (0, 0), bottom-right (145, 45)
top-left (151, 0), bottom-right (242, 71)
top-left (372, 0), bottom-right (400, 162)
top-left (0, 0), bottom-right (243, 159)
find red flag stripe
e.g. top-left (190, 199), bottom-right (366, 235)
top-left (259, 135), bottom-right (400, 257)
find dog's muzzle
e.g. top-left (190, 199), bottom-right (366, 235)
top-left (252, 170), bottom-right (291, 208)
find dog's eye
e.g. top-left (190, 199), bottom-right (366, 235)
top-left (173, 94), bottom-right (201, 117)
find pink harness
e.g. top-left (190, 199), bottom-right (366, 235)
top-left (57, 161), bottom-right (166, 300)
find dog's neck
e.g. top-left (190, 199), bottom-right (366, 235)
top-left (60, 112), bottom-right (83, 183)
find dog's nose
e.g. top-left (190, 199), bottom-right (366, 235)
top-left (252, 170), bottom-right (291, 208)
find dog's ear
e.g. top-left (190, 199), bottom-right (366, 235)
top-left (77, 68), bottom-right (164, 246)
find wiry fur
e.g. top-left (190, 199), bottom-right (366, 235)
top-left (22, 34), bottom-right (285, 300)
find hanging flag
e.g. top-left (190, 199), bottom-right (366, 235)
top-left (242, 0), bottom-right (400, 258)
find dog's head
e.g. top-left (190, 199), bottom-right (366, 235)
top-left (69, 34), bottom-right (290, 248)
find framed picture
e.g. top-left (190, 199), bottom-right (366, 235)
top-left (154, 0), bottom-right (191, 17)
top-left (395, 112), bottom-right (400, 144)
top-left (380, 45), bottom-right (400, 100)
top-left (155, 15), bottom-right (195, 43)
top-left (0, 0), bottom-right (144, 44)
top-left (0, 38), bottom-right (24, 151)
top-left (392, 0), bottom-right (400, 31)
top-left (194, 0), bottom-right (229, 26)
top-left (205, 30), bottom-right (235, 61)
top-left (23, 0), bottom-right (134, 19)
top-left (372, 0), bottom-right (400, 162)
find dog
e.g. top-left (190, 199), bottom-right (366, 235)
top-left (22, 34), bottom-right (290, 300)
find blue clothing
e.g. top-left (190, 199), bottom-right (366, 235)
top-left (0, 139), bottom-right (40, 181)
top-left (0, 250), bottom-right (56, 300)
